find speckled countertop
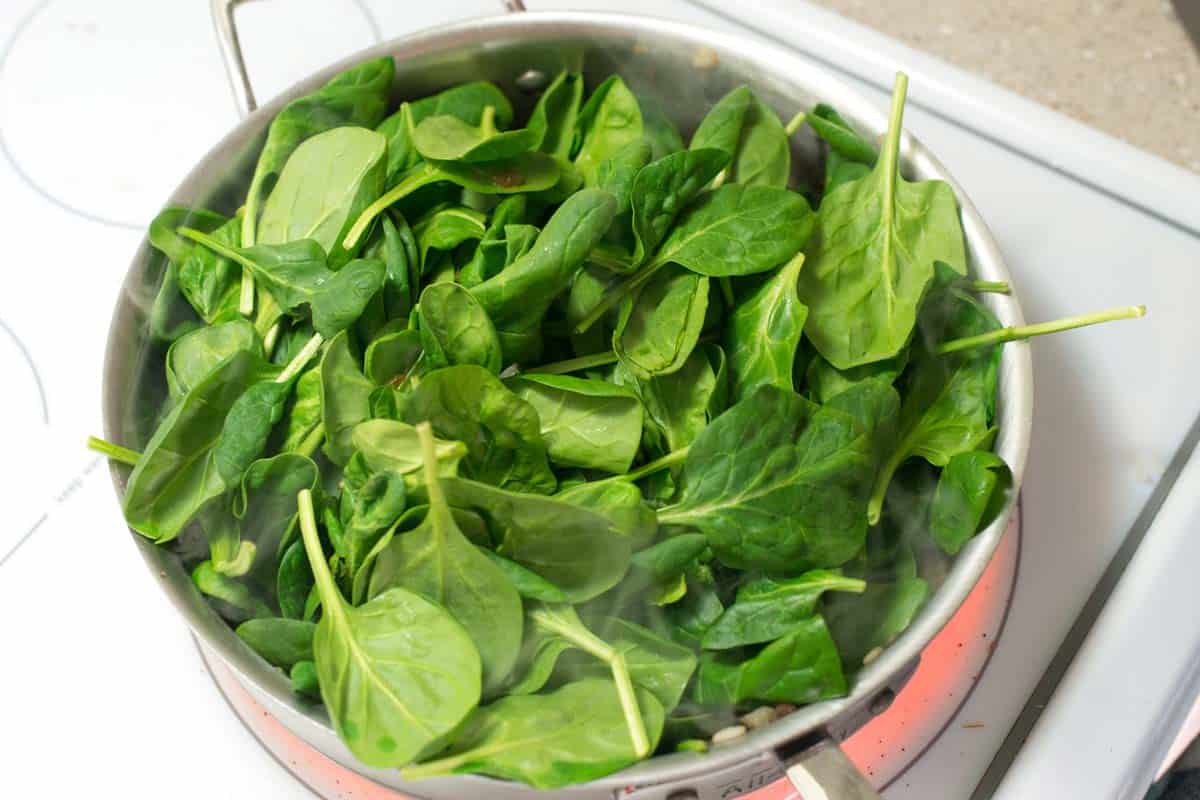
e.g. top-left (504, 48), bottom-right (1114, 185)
top-left (810, 0), bottom-right (1200, 173)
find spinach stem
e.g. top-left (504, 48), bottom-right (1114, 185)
top-left (263, 322), bottom-right (282, 356)
top-left (87, 435), bottom-right (141, 466)
top-left (529, 609), bottom-right (650, 758)
top-left (238, 269), bottom-right (256, 317)
top-left (276, 332), bottom-right (324, 384)
top-left (609, 651), bottom-right (651, 757)
top-left (416, 422), bottom-right (447, 510)
top-left (525, 350), bottom-right (619, 375)
top-left (625, 448), bottom-right (689, 482)
top-left (587, 247), bottom-right (635, 273)
top-left (297, 488), bottom-right (342, 606)
top-left (179, 227), bottom-right (254, 271)
top-left (719, 277), bottom-right (736, 308)
top-left (784, 110), bottom-right (807, 137)
top-left (343, 163), bottom-right (438, 251)
top-left (936, 305), bottom-right (1146, 355)
top-left (964, 280), bottom-right (1010, 294)
top-left (866, 438), bottom-right (912, 525)
top-left (295, 423), bottom-right (326, 460)
top-left (240, 206), bottom-right (258, 317)
top-left (588, 447), bottom-right (690, 489)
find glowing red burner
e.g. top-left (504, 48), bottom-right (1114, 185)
top-left (198, 510), bottom-right (1019, 799)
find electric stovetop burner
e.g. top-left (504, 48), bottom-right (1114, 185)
top-left (197, 511), bottom-right (1020, 799)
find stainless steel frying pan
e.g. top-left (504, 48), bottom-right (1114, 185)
top-left (101, 2), bottom-right (1033, 797)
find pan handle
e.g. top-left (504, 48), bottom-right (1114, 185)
top-left (781, 739), bottom-right (880, 800)
top-left (208, 0), bottom-right (527, 118)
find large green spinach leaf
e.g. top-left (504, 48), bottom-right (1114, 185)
top-left (657, 386), bottom-right (874, 572)
top-left (798, 74), bottom-right (967, 369)
top-left (368, 423), bottom-right (523, 694)
top-left (297, 488), bottom-right (481, 767)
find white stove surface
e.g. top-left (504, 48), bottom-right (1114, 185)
top-left (1, 1), bottom-right (1197, 798)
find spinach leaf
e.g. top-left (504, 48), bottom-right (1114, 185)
top-left (638, 96), bottom-right (686, 160)
top-left (192, 561), bottom-right (272, 620)
top-left (291, 661), bottom-right (321, 699)
top-left (341, 469), bottom-right (407, 585)
top-left (597, 140), bottom-right (652, 224)
top-left (724, 252), bottom-right (808, 402)
top-left (277, 538), bottom-right (314, 620)
top-left (352, 419), bottom-right (466, 478)
top-left (458, 196), bottom-right (529, 287)
top-left (630, 148), bottom-right (729, 265)
top-left (867, 291), bottom-right (1000, 522)
top-left (320, 331), bottom-right (374, 465)
top-left (929, 450), bottom-right (1011, 554)
top-left (258, 127), bottom-right (387, 267)
top-left (123, 351), bottom-right (278, 542)
top-left (297, 488), bottom-right (481, 768)
top-left (553, 480), bottom-right (658, 549)
top-left (509, 374), bottom-right (642, 474)
top-left (280, 367), bottom-right (322, 453)
top-left (343, 154), bottom-right (561, 253)
top-left (562, 617), bottom-right (697, 711)
top-left (418, 282), bottom-right (502, 373)
top-left (376, 81), bottom-right (516, 180)
top-left (482, 550), bottom-right (568, 603)
top-left (212, 381), bottom-right (292, 484)
top-left (824, 523), bottom-right (930, 670)
top-left (470, 189), bottom-right (617, 361)
top-left (808, 103), bottom-right (877, 167)
top-left (178, 232), bottom-right (386, 340)
top-left (413, 106), bottom-right (538, 164)
top-left (234, 453), bottom-right (319, 582)
top-left (804, 350), bottom-right (908, 405)
top-left (651, 184), bottom-right (812, 277)
top-left (620, 343), bottom-right (727, 457)
top-left (529, 71), bottom-right (584, 160)
top-left (694, 615), bottom-right (847, 705)
top-left (574, 76), bottom-right (644, 187)
top-left (614, 266), bottom-right (709, 379)
top-left (798, 74), bottom-right (967, 369)
top-left (413, 206), bottom-right (487, 270)
top-left (364, 327), bottom-right (421, 385)
top-left (150, 207), bottom-right (240, 323)
top-left (401, 679), bottom-right (664, 789)
top-left (368, 423), bottom-right (523, 694)
top-left (236, 618), bottom-right (315, 669)
top-left (701, 570), bottom-right (864, 650)
top-left (243, 57), bottom-right (393, 246)
top-left (404, 365), bottom-right (556, 493)
top-left (690, 86), bottom-right (791, 187)
top-left (657, 386), bottom-right (874, 572)
top-left (165, 319), bottom-right (261, 402)
top-left (364, 213), bottom-right (415, 320)
top-left (438, 477), bottom-right (632, 602)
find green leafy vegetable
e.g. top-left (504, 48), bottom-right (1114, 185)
top-left (658, 386), bottom-right (874, 572)
top-left (102, 64), bottom-right (1144, 790)
top-left (404, 366), bottom-right (556, 494)
top-left (418, 282), bottom-right (502, 373)
top-left (929, 450), bottom-right (1011, 554)
top-left (400, 679), bottom-right (664, 789)
top-left (298, 488), bottom-right (481, 768)
top-left (510, 374), bottom-right (643, 474)
top-left (724, 252), bottom-right (808, 401)
top-left (798, 74), bottom-right (967, 369)
top-left (368, 423), bottom-right (523, 694)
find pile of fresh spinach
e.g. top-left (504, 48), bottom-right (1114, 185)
top-left (91, 61), bottom-right (1143, 788)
